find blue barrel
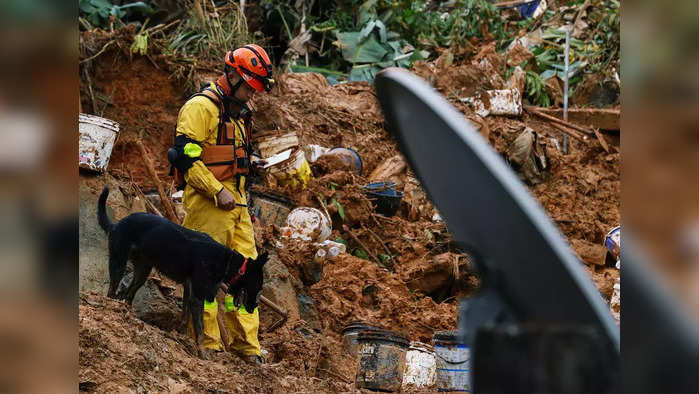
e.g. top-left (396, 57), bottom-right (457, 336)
top-left (434, 330), bottom-right (471, 392)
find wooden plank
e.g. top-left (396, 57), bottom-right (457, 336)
top-left (533, 107), bottom-right (620, 131)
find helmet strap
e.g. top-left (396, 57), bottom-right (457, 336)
top-left (219, 68), bottom-right (252, 118)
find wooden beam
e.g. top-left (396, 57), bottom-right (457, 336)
top-left (135, 139), bottom-right (179, 223)
top-left (530, 107), bottom-right (620, 131)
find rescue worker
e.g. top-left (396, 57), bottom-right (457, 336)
top-left (168, 44), bottom-right (275, 363)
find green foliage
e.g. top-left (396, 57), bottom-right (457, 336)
top-left (331, 198), bottom-right (346, 221)
top-left (79, 0), bottom-right (152, 28)
top-left (525, 70), bottom-right (551, 107)
top-left (353, 248), bottom-right (369, 260)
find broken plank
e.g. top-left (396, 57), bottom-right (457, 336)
top-left (531, 107), bottom-right (619, 131)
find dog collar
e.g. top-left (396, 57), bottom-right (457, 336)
top-left (229, 258), bottom-right (248, 285)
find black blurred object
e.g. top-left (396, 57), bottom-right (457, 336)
top-left (473, 324), bottom-right (618, 394)
top-left (375, 68), bottom-right (619, 393)
top-left (23, 201), bottom-right (78, 310)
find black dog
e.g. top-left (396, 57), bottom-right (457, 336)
top-left (97, 187), bottom-right (267, 354)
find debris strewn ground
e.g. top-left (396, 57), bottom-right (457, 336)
top-left (79, 9), bottom-right (620, 390)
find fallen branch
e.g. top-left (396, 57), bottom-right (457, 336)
top-left (549, 121), bottom-right (589, 143)
top-left (344, 225), bottom-right (386, 270)
top-left (362, 225), bottom-right (394, 266)
top-left (592, 128), bottom-right (610, 153)
top-left (131, 182), bottom-right (164, 217)
top-left (135, 139), bottom-right (179, 223)
top-left (525, 105), bottom-right (594, 136)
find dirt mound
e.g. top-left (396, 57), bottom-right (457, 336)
top-left (79, 292), bottom-right (356, 393)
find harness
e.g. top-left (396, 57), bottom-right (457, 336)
top-left (169, 84), bottom-right (255, 191)
top-left (229, 258), bottom-right (248, 285)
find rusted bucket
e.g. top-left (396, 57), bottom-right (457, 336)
top-left (341, 321), bottom-right (379, 358)
top-left (355, 329), bottom-right (410, 392)
top-left (78, 113), bottom-right (119, 172)
top-left (402, 341), bottom-right (436, 387)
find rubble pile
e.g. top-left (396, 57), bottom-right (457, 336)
top-left (79, 13), bottom-right (619, 388)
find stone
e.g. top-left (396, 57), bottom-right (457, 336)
top-left (132, 278), bottom-right (182, 332)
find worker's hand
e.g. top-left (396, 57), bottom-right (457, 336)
top-left (252, 159), bottom-right (267, 175)
top-left (251, 156), bottom-right (267, 175)
top-left (216, 188), bottom-right (236, 210)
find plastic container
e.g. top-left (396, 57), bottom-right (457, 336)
top-left (79, 113), bottom-right (120, 173)
top-left (402, 341), bottom-right (437, 388)
top-left (605, 226), bottom-right (621, 261)
top-left (341, 321), bottom-right (379, 358)
top-left (286, 207), bottom-right (332, 242)
top-left (323, 147), bottom-right (363, 175)
top-left (363, 182), bottom-right (404, 217)
top-left (356, 329), bottom-right (410, 392)
top-left (304, 144), bottom-right (330, 163)
top-left (434, 330), bottom-right (471, 392)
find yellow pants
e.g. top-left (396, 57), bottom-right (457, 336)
top-left (188, 296), bottom-right (261, 356)
top-left (183, 190), bottom-right (260, 355)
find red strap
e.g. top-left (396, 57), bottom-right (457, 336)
top-left (229, 258), bottom-right (248, 285)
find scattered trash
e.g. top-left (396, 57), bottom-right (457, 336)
top-left (355, 330), bottom-right (410, 392)
top-left (262, 148), bottom-right (293, 168)
top-left (79, 113), bottom-right (120, 173)
top-left (364, 182), bottom-right (404, 217)
top-left (286, 207), bottom-right (332, 242)
top-left (319, 147), bottom-right (363, 175)
top-left (255, 131), bottom-right (299, 158)
top-left (314, 240), bottom-right (347, 258)
top-left (301, 249), bottom-right (326, 285)
top-left (507, 127), bottom-right (547, 185)
top-left (304, 144), bottom-right (330, 163)
top-left (605, 226), bottom-right (621, 261)
top-left (460, 89), bottom-right (522, 117)
top-left (432, 212), bottom-right (443, 222)
top-left (433, 330), bottom-right (471, 392)
top-left (268, 148), bottom-right (312, 189)
top-left (402, 341), bottom-right (436, 388)
top-left (520, 0), bottom-right (547, 19)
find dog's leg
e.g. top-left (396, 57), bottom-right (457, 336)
top-left (106, 241), bottom-right (129, 299)
top-left (124, 261), bottom-right (152, 305)
top-left (182, 278), bottom-right (191, 326)
top-left (190, 295), bottom-right (205, 359)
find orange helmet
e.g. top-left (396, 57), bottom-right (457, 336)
top-left (225, 44), bottom-right (275, 93)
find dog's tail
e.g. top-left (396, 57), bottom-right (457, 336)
top-left (98, 187), bottom-right (114, 233)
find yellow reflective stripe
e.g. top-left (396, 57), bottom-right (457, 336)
top-left (224, 295), bottom-right (235, 312)
top-left (183, 142), bottom-right (202, 158)
top-left (204, 299), bottom-right (217, 310)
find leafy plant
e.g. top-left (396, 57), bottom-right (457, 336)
top-left (525, 70), bottom-right (551, 107)
top-left (330, 198), bottom-right (346, 221)
top-left (79, 0), bottom-right (152, 29)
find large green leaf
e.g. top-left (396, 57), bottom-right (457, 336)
top-left (349, 65), bottom-right (381, 82)
top-left (336, 32), bottom-right (388, 64)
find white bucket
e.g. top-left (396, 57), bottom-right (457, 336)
top-left (286, 207), bottom-right (331, 242)
top-left (434, 330), bottom-right (471, 392)
top-left (402, 341), bottom-right (436, 388)
top-left (79, 113), bottom-right (120, 172)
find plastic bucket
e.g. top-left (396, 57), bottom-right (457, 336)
top-left (78, 113), bottom-right (120, 173)
top-left (356, 330), bottom-right (410, 392)
top-left (402, 341), bottom-right (436, 388)
top-left (434, 330), bottom-right (471, 392)
top-left (324, 147), bottom-right (363, 175)
top-left (363, 182), bottom-right (404, 217)
top-left (286, 207), bottom-right (332, 242)
top-left (341, 321), bottom-right (379, 358)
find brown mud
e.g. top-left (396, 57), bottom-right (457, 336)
top-left (80, 38), bottom-right (619, 391)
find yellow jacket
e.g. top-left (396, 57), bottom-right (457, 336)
top-left (175, 83), bottom-right (255, 257)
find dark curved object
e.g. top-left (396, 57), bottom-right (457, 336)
top-left (374, 68), bottom-right (619, 351)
